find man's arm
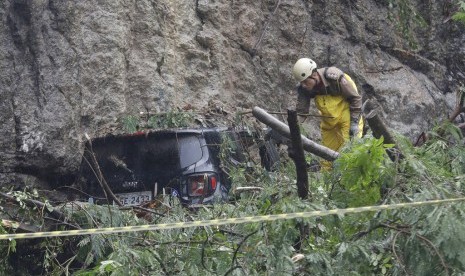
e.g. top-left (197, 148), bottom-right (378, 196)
top-left (338, 75), bottom-right (363, 136)
top-left (339, 75), bottom-right (362, 120)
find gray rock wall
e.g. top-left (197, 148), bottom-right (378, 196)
top-left (0, 0), bottom-right (464, 189)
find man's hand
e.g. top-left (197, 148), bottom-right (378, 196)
top-left (349, 112), bottom-right (362, 137)
top-left (349, 120), bottom-right (359, 137)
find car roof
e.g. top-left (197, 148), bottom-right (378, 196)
top-left (89, 126), bottom-right (232, 143)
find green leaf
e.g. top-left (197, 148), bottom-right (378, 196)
top-left (460, 1), bottom-right (465, 11)
top-left (122, 115), bottom-right (139, 132)
top-left (452, 12), bottom-right (465, 23)
top-left (99, 260), bottom-right (122, 273)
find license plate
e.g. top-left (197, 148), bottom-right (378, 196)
top-left (116, 191), bottom-right (152, 206)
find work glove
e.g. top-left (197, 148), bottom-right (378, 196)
top-left (349, 111), bottom-right (362, 137)
top-left (349, 117), bottom-right (360, 137)
top-left (349, 121), bottom-right (359, 137)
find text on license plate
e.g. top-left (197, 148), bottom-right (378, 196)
top-left (116, 191), bottom-right (152, 206)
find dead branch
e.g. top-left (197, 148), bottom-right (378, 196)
top-left (84, 143), bottom-right (123, 207)
top-left (414, 132), bottom-right (427, 147)
top-left (448, 105), bottom-right (465, 122)
top-left (365, 66), bottom-right (403, 74)
top-left (232, 187), bottom-right (264, 194)
top-left (419, 88), bottom-right (465, 143)
top-left (252, 0), bottom-right (281, 53)
top-left (448, 89), bottom-right (465, 122)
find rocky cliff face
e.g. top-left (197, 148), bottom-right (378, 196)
top-left (0, 0), bottom-right (464, 190)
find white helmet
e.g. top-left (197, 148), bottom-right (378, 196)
top-left (292, 58), bottom-right (317, 82)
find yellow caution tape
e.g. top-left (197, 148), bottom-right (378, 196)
top-left (0, 197), bottom-right (464, 240)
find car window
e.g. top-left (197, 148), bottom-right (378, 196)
top-left (89, 133), bottom-right (204, 182)
top-left (178, 135), bottom-right (203, 168)
top-left (220, 132), bottom-right (245, 162)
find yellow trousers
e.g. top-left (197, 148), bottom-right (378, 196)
top-left (315, 74), bottom-right (363, 169)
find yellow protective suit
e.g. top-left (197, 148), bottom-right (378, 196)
top-left (314, 74), bottom-right (364, 169)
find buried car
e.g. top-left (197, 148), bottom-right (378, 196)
top-left (78, 127), bottom-right (279, 207)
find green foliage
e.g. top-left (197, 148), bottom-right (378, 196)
top-left (332, 136), bottom-right (395, 206)
top-left (419, 121), bottom-right (465, 177)
top-left (453, 12), bottom-right (465, 22)
top-left (0, 224), bottom-right (14, 274)
top-left (387, 0), bottom-right (465, 47)
top-left (147, 110), bottom-right (194, 129)
top-left (121, 115), bottom-right (139, 133)
top-left (387, 0), bottom-right (428, 49)
top-left (452, 1), bottom-right (465, 24)
top-left (122, 110), bottom-right (194, 133)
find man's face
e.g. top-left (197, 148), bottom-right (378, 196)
top-left (300, 71), bottom-right (319, 91)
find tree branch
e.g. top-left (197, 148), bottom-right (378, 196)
top-left (231, 230), bottom-right (258, 267)
top-left (201, 234), bottom-right (214, 273)
top-left (0, 192), bottom-right (66, 222)
top-left (381, 223), bottom-right (449, 275)
top-left (392, 231), bottom-right (411, 276)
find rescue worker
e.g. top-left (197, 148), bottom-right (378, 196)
top-left (292, 58), bottom-right (364, 169)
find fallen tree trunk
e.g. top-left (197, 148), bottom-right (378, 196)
top-left (252, 106), bottom-right (339, 161)
top-left (362, 100), bottom-right (396, 145)
top-left (362, 100), bottom-right (402, 160)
